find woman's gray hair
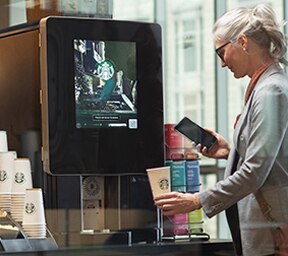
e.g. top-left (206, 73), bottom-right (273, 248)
top-left (213, 4), bottom-right (288, 65)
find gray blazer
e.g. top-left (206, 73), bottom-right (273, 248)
top-left (199, 63), bottom-right (288, 256)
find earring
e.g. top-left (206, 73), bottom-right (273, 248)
top-left (243, 48), bottom-right (246, 51)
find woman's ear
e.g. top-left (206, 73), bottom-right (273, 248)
top-left (238, 35), bottom-right (248, 50)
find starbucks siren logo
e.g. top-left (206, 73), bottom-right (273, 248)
top-left (159, 178), bottom-right (169, 190)
top-left (14, 172), bottom-right (25, 184)
top-left (0, 170), bottom-right (7, 182)
top-left (25, 203), bottom-right (36, 214)
top-left (97, 60), bottom-right (115, 81)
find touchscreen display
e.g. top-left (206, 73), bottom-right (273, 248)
top-left (74, 39), bottom-right (137, 129)
top-left (40, 16), bottom-right (164, 175)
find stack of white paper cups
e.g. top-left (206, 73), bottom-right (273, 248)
top-left (22, 188), bottom-right (46, 238)
top-left (11, 158), bottom-right (33, 222)
top-left (0, 131), bottom-right (8, 152)
top-left (0, 152), bottom-right (15, 212)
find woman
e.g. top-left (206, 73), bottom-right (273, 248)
top-left (154, 4), bottom-right (288, 256)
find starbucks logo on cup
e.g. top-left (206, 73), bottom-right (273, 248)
top-left (25, 203), bottom-right (36, 214)
top-left (159, 178), bottom-right (169, 190)
top-left (0, 170), bottom-right (7, 182)
top-left (14, 172), bottom-right (25, 184)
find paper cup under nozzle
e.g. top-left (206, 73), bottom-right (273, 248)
top-left (146, 166), bottom-right (171, 197)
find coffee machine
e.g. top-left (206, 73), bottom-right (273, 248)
top-left (0, 16), bottom-right (164, 247)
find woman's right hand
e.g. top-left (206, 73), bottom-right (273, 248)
top-left (196, 128), bottom-right (230, 159)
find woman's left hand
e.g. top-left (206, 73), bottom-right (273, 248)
top-left (154, 192), bottom-right (201, 216)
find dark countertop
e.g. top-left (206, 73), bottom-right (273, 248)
top-left (0, 239), bottom-right (234, 256)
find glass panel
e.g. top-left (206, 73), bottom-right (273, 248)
top-left (1, 0), bottom-right (287, 249)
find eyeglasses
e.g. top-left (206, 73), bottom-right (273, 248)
top-left (215, 41), bottom-right (231, 61)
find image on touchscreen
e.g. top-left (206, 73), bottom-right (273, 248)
top-left (74, 39), bottom-right (138, 129)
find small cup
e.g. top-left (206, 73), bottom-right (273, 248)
top-left (146, 166), bottom-right (171, 197)
top-left (0, 152), bottom-right (15, 193)
top-left (22, 188), bottom-right (46, 225)
top-left (0, 131), bottom-right (8, 153)
top-left (12, 158), bottom-right (33, 194)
